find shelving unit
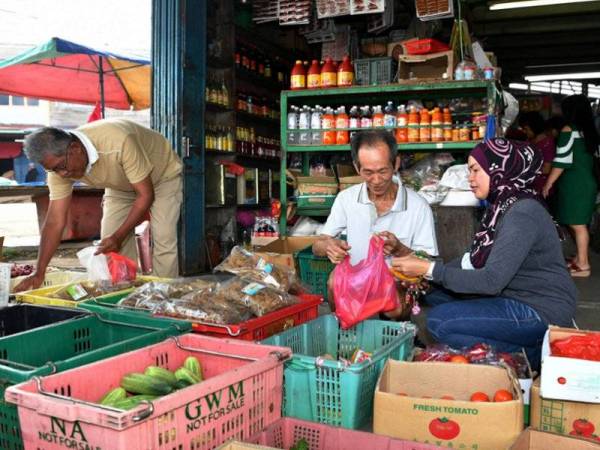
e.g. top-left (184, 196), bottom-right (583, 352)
top-left (278, 80), bottom-right (502, 234)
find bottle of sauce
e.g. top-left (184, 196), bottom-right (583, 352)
top-left (307, 60), bottom-right (321, 89)
top-left (373, 105), bottom-right (384, 128)
top-left (349, 106), bottom-right (360, 139)
top-left (360, 106), bottom-right (372, 129)
top-left (290, 60), bottom-right (306, 90)
top-left (336, 106), bottom-right (349, 145)
top-left (459, 123), bottom-right (470, 141)
top-left (431, 107), bottom-right (443, 142)
top-left (320, 57), bottom-right (337, 88)
top-left (337, 55), bottom-right (354, 87)
top-left (452, 124), bottom-right (460, 142)
top-left (384, 101), bottom-right (396, 129)
top-left (407, 106), bottom-right (419, 143)
top-left (310, 106), bottom-right (322, 145)
top-left (396, 105), bottom-right (408, 143)
top-left (443, 107), bottom-right (452, 141)
top-left (322, 107), bottom-right (336, 145)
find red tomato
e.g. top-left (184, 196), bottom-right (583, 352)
top-left (573, 419), bottom-right (595, 437)
top-left (429, 417), bottom-right (461, 440)
top-left (449, 355), bottom-right (469, 364)
top-left (493, 389), bottom-right (514, 402)
top-left (470, 391), bottom-right (490, 402)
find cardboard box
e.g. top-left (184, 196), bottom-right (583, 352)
top-left (254, 236), bottom-right (319, 272)
top-left (531, 378), bottom-right (600, 442)
top-left (511, 428), bottom-right (600, 450)
top-left (339, 176), bottom-right (363, 191)
top-left (397, 51), bottom-right (454, 81)
top-left (295, 176), bottom-right (338, 196)
top-left (540, 326), bottom-right (600, 403)
top-left (374, 360), bottom-right (523, 450)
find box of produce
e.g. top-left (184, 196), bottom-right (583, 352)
top-left (0, 308), bottom-right (188, 449)
top-left (374, 360), bottom-right (523, 450)
top-left (511, 428), bottom-right (600, 450)
top-left (540, 326), bottom-right (600, 403)
top-left (261, 314), bottom-right (415, 429)
top-left (218, 417), bottom-right (445, 449)
top-left (6, 334), bottom-right (291, 450)
top-left (531, 378), bottom-right (600, 444)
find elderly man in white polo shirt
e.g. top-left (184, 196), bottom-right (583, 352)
top-left (313, 129), bottom-right (438, 319)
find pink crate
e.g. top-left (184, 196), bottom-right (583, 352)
top-left (244, 417), bottom-right (444, 449)
top-left (5, 333), bottom-right (291, 450)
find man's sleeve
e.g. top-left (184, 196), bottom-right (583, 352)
top-left (47, 172), bottom-right (74, 200)
top-left (320, 195), bottom-right (347, 238)
top-left (552, 131), bottom-right (574, 168)
top-left (411, 201), bottom-right (439, 256)
top-left (120, 134), bottom-right (154, 184)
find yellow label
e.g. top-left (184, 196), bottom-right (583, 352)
top-left (321, 72), bottom-right (337, 87)
top-left (307, 74), bottom-right (320, 88)
top-left (291, 75), bottom-right (305, 89)
top-left (338, 72), bottom-right (353, 86)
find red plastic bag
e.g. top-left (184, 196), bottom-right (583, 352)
top-left (551, 333), bottom-right (600, 361)
top-left (106, 252), bottom-right (137, 284)
top-left (332, 235), bottom-right (399, 329)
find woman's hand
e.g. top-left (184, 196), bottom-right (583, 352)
top-left (542, 182), bottom-right (552, 198)
top-left (391, 254), bottom-right (432, 278)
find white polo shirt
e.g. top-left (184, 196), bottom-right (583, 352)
top-left (321, 176), bottom-right (438, 265)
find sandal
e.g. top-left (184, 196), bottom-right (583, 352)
top-left (568, 262), bottom-right (591, 278)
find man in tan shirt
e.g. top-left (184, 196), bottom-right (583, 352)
top-left (15, 118), bottom-right (183, 291)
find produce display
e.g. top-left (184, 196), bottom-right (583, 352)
top-left (414, 342), bottom-right (531, 378)
top-left (10, 263), bottom-right (34, 278)
top-left (49, 279), bottom-right (146, 302)
top-left (98, 356), bottom-right (203, 410)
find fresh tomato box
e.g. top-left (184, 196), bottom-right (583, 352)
top-left (540, 326), bottom-right (600, 403)
top-left (510, 428), bottom-right (600, 450)
top-left (373, 360), bottom-right (523, 450)
top-left (530, 378), bottom-right (600, 444)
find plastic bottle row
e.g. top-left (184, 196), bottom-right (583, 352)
top-left (287, 103), bottom-right (487, 145)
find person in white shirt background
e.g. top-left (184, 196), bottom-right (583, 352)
top-left (312, 130), bottom-right (438, 319)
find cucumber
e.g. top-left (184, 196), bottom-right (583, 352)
top-left (99, 387), bottom-right (127, 406)
top-left (175, 367), bottom-right (200, 385)
top-left (184, 356), bottom-right (203, 381)
top-left (144, 366), bottom-right (178, 387)
top-left (120, 373), bottom-right (173, 396)
top-left (113, 394), bottom-right (157, 411)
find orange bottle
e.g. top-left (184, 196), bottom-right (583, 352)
top-left (420, 109), bottom-right (431, 142)
top-left (431, 107), bottom-right (443, 142)
top-left (443, 107), bottom-right (453, 141)
top-left (335, 106), bottom-right (349, 145)
top-left (322, 107), bottom-right (336, 145)
top-left (320, 57), bottom-right (337, 88)
top-left (307, 60), bottom-right (321, 89)
top-left (395, 105), bottom-right (408, 143)
top-left (407, 106), bottom-right (419, 143)
top-left (373, 105), bottom-right (384, 128)
top-left (290, 60), bottom-right (306, 90)
top-left (337, 55), bottom-right (354, 87)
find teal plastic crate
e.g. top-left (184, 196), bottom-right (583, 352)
top-left (295, 246), bottom-right (335, 301)
top-left (261, 314), bottom-right (415, 429)
top-left (0, 308), bottom-right (189, 450)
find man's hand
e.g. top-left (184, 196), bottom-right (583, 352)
top-left (378, 231), bottom-right (412, 257)
top-left (13, 272), bottom-right (45, 292)
top-left (542, 182), bottom-right (552, 198)
top-left (325, 239), bottom-right (351, 264)
top-left (94, 235), bottom-right (122, 254)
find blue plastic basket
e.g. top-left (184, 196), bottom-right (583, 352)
top-left (262, 314), bottom-right (415, 429)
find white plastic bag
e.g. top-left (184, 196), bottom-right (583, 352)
top-left (77, 246), bottom-right (111, 282)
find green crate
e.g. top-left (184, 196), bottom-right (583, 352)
top-left (295, 246), bottom-right (335, 301)
top-left (0, 308), bottom-right (189, 450)
top-left (296, 195), bottom-right (336, 210)
top-left (354, 57), bottom-right (396, 86)
top-left (262, 315), bottom-right (415, 429)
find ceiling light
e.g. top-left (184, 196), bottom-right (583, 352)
top-left (525, 72), bottom-right (600, 82)
top-left (490, 0), bottom-right (598, 10)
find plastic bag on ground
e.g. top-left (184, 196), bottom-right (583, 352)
top-left (332, 235), bottom-right (399, 329)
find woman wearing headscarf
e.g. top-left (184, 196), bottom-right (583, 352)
top-left (392, 138), bottom-right (577, 368)
top-left (543, 95), bottom-right (599, 277)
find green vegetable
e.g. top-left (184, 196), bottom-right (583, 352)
top-left (184, 356), bottom-right (203, 381)
top-left (99, 387), bottom-right (127, 406)
top-left (144, 366), bottom-right (178, 387)
top-left (113, 394), bottom-right (157, 411)
top-left (175, 367), bottom-right (200, 385)
top-left (290, 438), bottom-right (309, 450)
top-left (120, 373), bottom-right (173, 396)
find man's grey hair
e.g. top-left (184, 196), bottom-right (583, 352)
top-left (350, 129), bottom-right (398, 169)
top-left (23, 127), bottom-right (73, 164)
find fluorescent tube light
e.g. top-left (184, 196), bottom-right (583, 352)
top-left (525, 72), bottom-right (600, 82)
top-left (490, 0), bottom-right (598, 10)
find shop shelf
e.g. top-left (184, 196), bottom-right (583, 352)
top-left (286, 140), bottom-right (482, 153)
top-left (0, 309), bottom-right (188, 450)
top-left (261, 315), bottom-right (416, 429)
top-left (6, 334), bottom-right (291, 450)
top-left (81, 291), bottom-right (322, 341)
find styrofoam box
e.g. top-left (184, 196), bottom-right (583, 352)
top-left (540, 326), bottom-right (600, 403)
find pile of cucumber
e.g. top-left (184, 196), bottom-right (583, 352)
top-left (98, 356), bottom-right (203, 410)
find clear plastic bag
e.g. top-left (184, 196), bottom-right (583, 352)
top-left (215, 277), bottom-right (299, 317)
top-left (332, 236), bottom-right (399, 329)
top-left (117, 277), bottom-right (219, 309)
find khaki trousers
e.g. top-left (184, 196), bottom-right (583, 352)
top-left (101, 175), bottom-right (183, 278)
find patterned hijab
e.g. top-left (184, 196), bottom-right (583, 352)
top-left (469, 138), bottom-right (543, 268)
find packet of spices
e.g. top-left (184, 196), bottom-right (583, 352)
top-left (65, 284), bottom-right (88, 301)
